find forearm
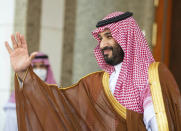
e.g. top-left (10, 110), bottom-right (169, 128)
top-left (14, 66), bottom-right (64, 131)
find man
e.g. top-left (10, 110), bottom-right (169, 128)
top-left (3, 52), bottom-right (56, 131)
top-left (92, 12), bottom-right (157, 130)
top-left (5, 12), bottom-right (181, 131)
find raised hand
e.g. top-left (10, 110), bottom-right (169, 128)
top-left (5, 32), bottom-right (37, 73)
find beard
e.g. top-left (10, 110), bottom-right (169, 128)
top-left (101, 44), bottom-right (124, 66)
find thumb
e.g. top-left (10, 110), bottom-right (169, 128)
top-left (29, 52), bottom-right (38, 61)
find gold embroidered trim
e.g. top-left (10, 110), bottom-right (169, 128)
top-left (59, 71), bottom-right (104, 90)
top-left (148, 62), bottom-right (169, 131)
top-left (102, 72), bottom-right (126, 119)
top-left (15, 67), bottom-right (29, 83)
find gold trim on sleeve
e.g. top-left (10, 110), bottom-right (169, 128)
top-left (102, 72), bottom-right (126, 119)
top-left (149, 62), bottom-right (169, 131)
top-left (23, 68), bottom-right (29, 82)
top-left (15, 67), bottom-right (29, 83)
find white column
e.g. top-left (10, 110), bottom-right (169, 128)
top-left (39, 0), bottom-right (65, 86)
top-left (0, 0), bottom-right (15, 130)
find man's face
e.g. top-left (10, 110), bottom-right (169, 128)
top-left (32, 61), bottom-right (48, 81)
top-left (98, 29), bottom-right (124, 66)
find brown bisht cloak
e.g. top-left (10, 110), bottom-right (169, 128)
top-left (14, 62), bottom-right (180, 131)
top-left (14, 67), bottom-right (146, 131)
top-left (149, 62), bottom-right (181, 131)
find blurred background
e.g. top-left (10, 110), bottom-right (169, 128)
top-left (0, 0), bottom-right (180, 130)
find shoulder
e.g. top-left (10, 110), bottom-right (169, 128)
top-left (83, 71), bottom-right (105, 80)
top-left (60, 71), bottom-right (105, 90)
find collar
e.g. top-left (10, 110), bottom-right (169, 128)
top-left (114, 62), bottom-right (122, 73)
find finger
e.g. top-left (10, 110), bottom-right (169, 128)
top-left (20, 35), bottom-right (27, 49)
top-left (16, 32), bottom-right (22, 47)
top-left (29, 52), bottom-right (38, 61)
top-left (5, 41), bottom-right (13, 54)
top-left (11, 35), bottom-right (18, 49)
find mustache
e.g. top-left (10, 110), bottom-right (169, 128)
top-left (101, 46), bottom-right (113, 52)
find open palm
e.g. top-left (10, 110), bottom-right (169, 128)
top-left (5, 32), bottom-right (37, 72)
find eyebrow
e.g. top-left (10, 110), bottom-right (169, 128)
top-left (98, 31), bottom-right (112, 39)
top-left (103, 32), bottom-right (112, 36)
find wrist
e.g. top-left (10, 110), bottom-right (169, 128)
top-left (16, 68), bottom-right (29, 82)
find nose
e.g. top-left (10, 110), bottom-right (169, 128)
top-left (100, 38), bottom-right (109, 49)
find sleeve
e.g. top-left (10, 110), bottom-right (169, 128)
top-left (142, 83), bottom-right (158, 131)
top-left (148, 62), bottom-right (181, 131)
top-left (14, 66), bottom-right (72, 131)
top-left (17, 78), bottom-right (23, 88)
top-left (143, 101), bottom-right (158, 131)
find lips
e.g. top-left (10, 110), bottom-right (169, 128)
top-left (101, 46), bottom-right (113, 56)
top-left (103, 49), bottom-right (112, 55)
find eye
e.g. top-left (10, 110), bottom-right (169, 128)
top-left (40, 64), bottom-right (45, 68)
top-left (40, 64), bottom-right (48, 68)
top-left (33, 65), bottom-right (37, 68)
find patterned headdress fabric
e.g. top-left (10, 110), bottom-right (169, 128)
top-left (92, 12), bottom-right (154, 113)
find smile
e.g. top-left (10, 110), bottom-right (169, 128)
top-left (103, 49), bottom-right (112, 55)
